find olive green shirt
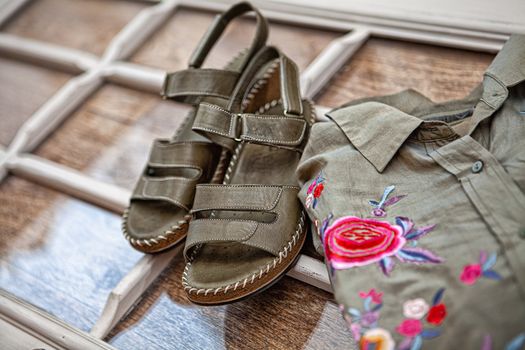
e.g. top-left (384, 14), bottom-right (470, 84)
top-left (297, 35), bottom-right (525, 349)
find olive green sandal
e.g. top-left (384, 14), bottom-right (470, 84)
top-left (122, 2), bottom-right (269, 253)
top-left (182, 47), bottom-right (313, 304)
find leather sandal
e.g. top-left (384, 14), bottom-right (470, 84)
top-left (182, 46), bottom-right (314, 304)
top-left (122, 2), bottom-right (269, 253)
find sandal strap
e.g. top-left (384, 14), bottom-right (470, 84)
top-left (188, 2), bottom-right (267, 71)
top-left (229, 48), bottom-right (303, 116)
top-left (161, 2), bottom-right (268, 101)
top-left (131, 176), bottom-right (195, 211)
top-left (191, 184), bottom-right (283, 212)
top-left (191, 48), bottom-right (305, 150)
top-left (148, 139), bottom-right (221, 172)
top-left (131, 140), bottom-right (222, 210)
top-left (192, 103), bottom-right (307, 150)
top-left (184, 185), bottom-right (302, 259)
top-left (161, 69), bottom-right (240, 102)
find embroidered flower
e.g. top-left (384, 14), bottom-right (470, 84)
top-left (323, 216), bottom-right (443, 275)
top-left (343, 288), bottom-right (446, 350)
top-left (360, 328), bottom-right (395, 350)
top-left (396, 288), bottom-right (446, 350)
top-left (307, 181), bottom-right (316, 194)
top-left (426, 303), bottom-right (447, 325)
top-left (460, 251), bottom-right (502, 285)
top-left (396, 319), bottom-right (423, 337)
top-left (323, 216), bottom-right (406, 270)
top-left (341, 289), bottom-right (384, 342)
top-left (361, 311), bottom-right (380, 327)
top-left (306, 172), bottom-right (325, 209)
top-left (359, 288), bottom-right (383, 304)
top-left (313, 183), bottom-right (324, 198)
top-left (403, 298), bottom-right (429, 320)
top-left (369, 185), bottom-right (406, 217)
top-left (460, 264), bottom-right (482, 285)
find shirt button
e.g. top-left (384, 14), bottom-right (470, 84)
top-left (471, 160), bottom-right (484, 173)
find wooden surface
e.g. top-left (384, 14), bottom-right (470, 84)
top-left (0, 57), bottom-right (71, 146)
top-left (1, 0), bottom-right (148, 55)
top-left (0, 177), bottom-right (142, 332)
top-left (316, 37), bottom-right (494, 106)
top-left (0, 1), bottom-right (497, 349)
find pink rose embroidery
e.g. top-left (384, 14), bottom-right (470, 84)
top-left (396, 319), bottom-right (423, 337)
top-left (460, 251), bottom-right (502, 285)
top-left (460, 264), bottom-right (482, 285)
top-left (323, 216), bottom-right (406, 270)
top-left (322, 215), bottom-right (443, 275)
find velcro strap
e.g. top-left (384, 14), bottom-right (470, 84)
top-left (191, 184), bottom-right (283, 213)
top-left (131, 177), bottom-right (195, 211)
top-left (161, 69), bottom-right (239, 103)
top-left (148, 140), bottom-right (220, 170)
top-left (184, 186), bottom-right (303, 259)
top-left (192, 103), bottom-right (307, 147)
top-left (184, 219), bottom-right (258, 259)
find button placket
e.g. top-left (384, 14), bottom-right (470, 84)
top-left (431, 135), bottom-right (525, 297)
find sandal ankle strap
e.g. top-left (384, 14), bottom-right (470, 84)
top-left (161, 2), bottom-right (269, 102)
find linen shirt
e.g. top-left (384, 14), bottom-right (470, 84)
top-left (297, 35), bottom-right (525, 350)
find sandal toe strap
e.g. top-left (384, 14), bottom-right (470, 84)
top-left (184, 184), bottom-right (303, 259)
top-left (131, 176), bottom-right (195, 211)
top-left (131, 140), bottom-right (222, 210)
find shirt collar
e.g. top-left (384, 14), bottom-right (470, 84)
top-left (326, 34), bottom-right (525, 173)
top-left (327, 102), bottom-right (422, 173)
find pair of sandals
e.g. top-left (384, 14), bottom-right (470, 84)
top-left (122, 2), bottom-right (313, 305)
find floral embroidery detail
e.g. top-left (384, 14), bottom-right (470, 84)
top-left (361, 328), bottom-right (395, 350)
top-left (318, 213), bottom-right (333, 240)
top-left (403, 298), bottom-right (429, 320)
top-left (306, 172), bottom-right (325, 209)
top-left (360, 288), bottom-right (383, 304)
top-left (460, 251), bottom-right (502, 285)
top-left (396, 319), bottom-right (423, 337)
top-left (323, 216), bottom-right (443, 275)
top-left (342, 288), bottom-right (446, 350)
top-left (369, 185), bottom-right (406, 217)
top-left (396, 288), bottom-right (446, 350)
top-left (426, 303), bottom-right (447, 325)
top-left (341, 288), bottom-right (388, 346)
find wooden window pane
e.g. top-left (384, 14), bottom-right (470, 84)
top-left (315, 38), bottom-right (494, 107)
top-left (2, 0), bottom-right (149, 56)
top-left (34, 84), bottom-right (190, 190)
top-left (0, 57), bottom-right (72, 146)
